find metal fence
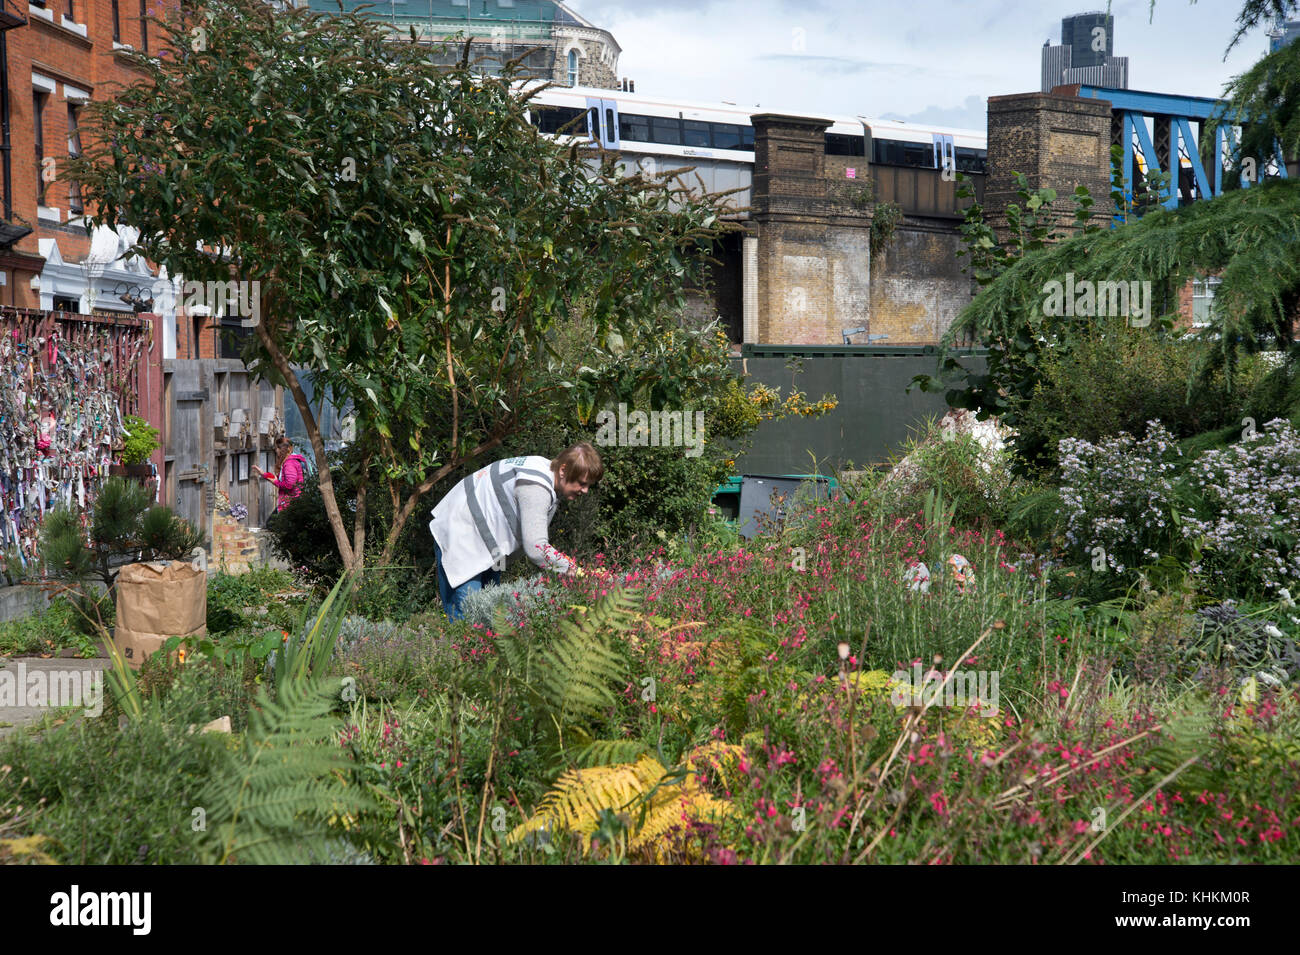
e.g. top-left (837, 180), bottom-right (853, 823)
top-left (729, 344), bottom-right (988, 473)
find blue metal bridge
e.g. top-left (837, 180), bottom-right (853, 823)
top-left (1075, 85), bottom-right (1291, 217)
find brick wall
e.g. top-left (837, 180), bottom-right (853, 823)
top-left (749, 114), bottom-right (975, 346)
top-left (1, 0), bottom-right (179, 304)
top-left (985, 91), bottom-right (1113, 240)
top-left (750, 113), bottom-right (874, 344)
top-left (869, 225), bottom-right (974, 345)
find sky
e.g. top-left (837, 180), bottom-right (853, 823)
top-left (563, 0), bottom-right (1276, 130)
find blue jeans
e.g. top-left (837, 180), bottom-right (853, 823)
top-left (434, 542), bottom-right (501, 622)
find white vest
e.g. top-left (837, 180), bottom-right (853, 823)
top-left (429, 455), bottom-right (558, 588)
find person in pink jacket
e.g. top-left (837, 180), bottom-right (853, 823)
top-left (262, 436), bottom-right (308, 512)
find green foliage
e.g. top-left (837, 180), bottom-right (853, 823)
top-left (495, 587), bottom-right (641, 750)
top-left (0, 661), bottom-right (252, 864)
top-left (1210, 16), bottom-right (1300, 181)
top-left (1004, 483), bottom-right (1068, 545)
top-left (0, 598), bottom-right (90, 658)
top-left (504, 316), bottom-right (750, 563)
top-left (930, 179), bottom-right (1300, 454)
top-left (270, 573), bottom-right (355, 692)
top-left (120, 414), bottom-right (161, 466)
top-left (1011, 327), bottom-right (1265, 475)
top-left (205, 567), bottom-right (304, 635)
top-left (263, 447), bottom-right (440, 616)
top-left (69, 0), bottom-right (733, 574)
top-left (870, 201), bottom-right (903, 256)
top-left (878, 416), bottom-right (1013, 530)
top-left (195, 678), bottom-right (372, 865)
top-left (39, 476), bottom-right (204, 592)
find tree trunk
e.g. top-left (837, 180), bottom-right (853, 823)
top-left (253, 319), bottom-right (358, 575)
top-left (376, 435), bottom-right (504, 567)
top-left (351, 452), bottom-right (369, 581)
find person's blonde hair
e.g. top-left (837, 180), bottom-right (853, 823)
top-left (552, 441), bottom-right (604, 485)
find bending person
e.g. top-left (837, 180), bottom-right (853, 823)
top-left (429, 442), bottom-right (602, 621)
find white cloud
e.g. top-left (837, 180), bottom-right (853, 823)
top-left (565, 0), bottom-right (1272, 131)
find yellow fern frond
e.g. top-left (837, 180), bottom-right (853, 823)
top-left (508, 755), bottom-right (667, 845)
top-left (629, 792), bottom-right (736, 861)
top-left (509, 742), bottom-right (744, 859)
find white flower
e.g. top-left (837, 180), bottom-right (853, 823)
top-left (1263, 624), bottom-right (1285, 639)
top-left (1279, 588), bottom-right (1295, 608)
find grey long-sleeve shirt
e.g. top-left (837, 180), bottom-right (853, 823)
top-left (515, 481), bottom-right (574, 574)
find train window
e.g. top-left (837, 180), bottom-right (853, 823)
top-left (711, 123), bottom-right (743, 149)
top-left (955, 147), bottom-right (987, 174)
top-left (621, 113), bottom-right (651, 142)
top-left (741, 126), bottom-right (754, 149)
top-left (588, 107), bottom-right (600, 140)
top-left (532, 105), bottom-right (585, 136)
top-left (825, 133), bottom-right (865, 157)
top-left (651, 116), bottom-right (682, 145)
top-left (901, 142), bottom-right (930, 167)
top-left (683, 120), bottom-right (710, 148)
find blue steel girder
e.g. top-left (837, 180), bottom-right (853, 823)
top-left (1078, 85), bottom-right (1289, 222)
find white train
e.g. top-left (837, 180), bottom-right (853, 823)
top-left (521, 82), bottom-right (988, 175)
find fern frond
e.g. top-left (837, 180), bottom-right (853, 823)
top-left (629, 792), bottom-right (734, 859)
top-left (571, 738), bottom-right (653, 768)
top-left (539, 587), bottom-right (641, 727)
top-left (197, 679), bottom-right (372, 865)
top-left (509, 754), bottom-right (666, 844)
top-left (509, 742), bottom-right (744, 860)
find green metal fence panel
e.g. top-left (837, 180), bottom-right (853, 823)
top-left (727, 349), bottom-right (988, 473)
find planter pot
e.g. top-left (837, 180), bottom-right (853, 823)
top-left (109, 463), bottom-right (155, 481)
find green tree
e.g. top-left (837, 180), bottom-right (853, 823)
top-left (67, 0), bottom-right (732, 575)
top-left (918, 0), bottom-right (1300, 473)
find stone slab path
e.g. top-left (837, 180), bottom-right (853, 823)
top-left (0, 656), bottom-right (110, 741)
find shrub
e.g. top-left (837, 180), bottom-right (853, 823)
top-left (1183, 418), bottom-right (1300, 598)
top-left (264, 447), bottom-right (439, 617)
top-left (458, 575), bottom-right (555, 630)
top-left (1057, 421), bottom-right (1190, 578)
top-left (879, 415), bottom-right (1014, 530)
top-left (1011, 329), bottom-right (1261, 475)
top-left (206, 566), bottom-right (305, 635)
top-left (120, 414), bottom-right (162, 466)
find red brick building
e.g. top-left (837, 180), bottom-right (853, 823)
top-left (0, 0), bottom-right (180, 333)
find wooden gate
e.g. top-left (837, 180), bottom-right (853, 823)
top-left (162, 359), bottom-right (284, 541)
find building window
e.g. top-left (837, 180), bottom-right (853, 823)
top-left (567, 49), bottom-right (578, 87)
top-left (67, 103), bottom-right (83, 216)
top-left (140, 0), bottom-right (148, 52)
top-left (1192, 277), bottom-right (1220, 327)
top-left (34, 92), bottom-right (47, 206)
top-left (66, 0), bottom-right (73, 18)
top-left (112, 0), bottom-right (120, 42)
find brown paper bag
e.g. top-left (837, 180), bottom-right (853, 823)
top-left (113, 623), bottom-right (207, 670)
top-left (114, 561), bottom-right (208, 670)
top-left (116, 561), bottom-right (207, 635)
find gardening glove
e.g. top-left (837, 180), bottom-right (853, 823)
top-left (261, 471), bottom-right (275, 481)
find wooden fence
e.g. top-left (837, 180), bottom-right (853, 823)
top-left (162, 358), bottom-right (285, 541)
